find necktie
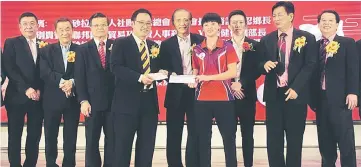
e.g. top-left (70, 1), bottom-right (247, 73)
top-left (320, 38), bottom-right (329, 90)
top-left (277, 33), bottom-right (287, 76)
top-left (98, 41), bottom-right (106, 68)
top-left (28, 40), bottom-right (37, 63)
top-left (140, 41), bottom-right (150, 74)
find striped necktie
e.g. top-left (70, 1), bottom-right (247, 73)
top-left (140, 41), bottom-right (150, 74)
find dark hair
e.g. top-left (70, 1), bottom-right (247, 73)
top-left (171, 8), bottom-right (192, 25)
top-left (201, 13), bottom-right (222, 26)
top-left (228, 10), bottom-right (247, 25)
top-left (54, 17), bottom-right (73, 29)
top-left (131, 8), bottom-right (152, 21)
top-left (317, 10), bottom-right (340, 23)
top-left (272, 1), bottom-right (295, 15)
top-left (18, 12), bottom-right (38, 23)
top-left (89, 13), bottom-right (109, 26)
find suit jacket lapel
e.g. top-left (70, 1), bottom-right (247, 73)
top-left (105, 39), bottom-right (113, 69)
top-left (20, 36), bottom-right (36, 67)
top-left (171, 36), bottom-right (183, 73)
top-left (129, 36), bottom-right (142, 71)
top-left (89, 39), bottom-right (102, 68)
top-left (269, 32), bottom-right (278, 61)
top-left (54, 43), bottom-right (66, 73)
top-left (289, 29), bottom-right (298, 64)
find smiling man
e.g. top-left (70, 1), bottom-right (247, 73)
top-left (159, 8), bottom-right (204, 167)
top-left (310, 10), bottom-right (359, 167)
top-left (39, 17), bottom-right (80, 167)
top-left (258, 1), bottom-right (317, 167)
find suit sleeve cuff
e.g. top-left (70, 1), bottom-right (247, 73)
top-left (138, 74), bottom-right (143, 83)
top-left (59, 78), bottom-right (65, 86)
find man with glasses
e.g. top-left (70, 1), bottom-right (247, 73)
top-left (110, 8), bottom-right (167, 167)
top-left (159, 8), bottom-right (204, 167)
top-left (2, 12), bottom-right (45, 167)
top-left (74, 13), bottom-right (115, 167)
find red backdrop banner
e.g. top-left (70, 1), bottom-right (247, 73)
top-left (1, 1), bottom-right (361, 122)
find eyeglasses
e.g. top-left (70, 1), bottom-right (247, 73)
top-left (92, 24), bottom-right (108, 28)
top-left (136, 21), bottom-right (152, 27)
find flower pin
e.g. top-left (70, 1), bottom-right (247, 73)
top-left (150, 45), bottom-right (160, 59)
top-left (37, 41), bottom-right (48, 48)
top-left (242, 42), bottom-right (255, 52)
top-left (67, 51), bottom-right (76, 62)
top-left (293, 36), bottom-right (307, 53)
top-left (325, 41), bottom-right (340, 58)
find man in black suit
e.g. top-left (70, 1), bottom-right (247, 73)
top-left (226, 10), bottom-right (261, 167)
top-left (2, 12), bottom-right (45, 167)
top-left (310, 10), bottom-right (358, 167)
top-left (40, 18), bottom-right (80, 167)
top-left (258, 2), bottom-right (317, 167)
top-left (74, 13), bottom-right (114, 167)
top-left (110, 8), bottom-right (166, 167)
top-left (159, 8), bottom-right (204, 167)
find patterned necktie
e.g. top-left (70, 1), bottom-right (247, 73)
top-left (98, 41), bottom-right (106, 68)
top-left (140, 41), bottom-right (150, 74)
top-left (28, 40), bottom-right (37, 63)
top-left (320, 38), bottom-right (329, 90)
top-left (277, 33), bottom-right (287, 75)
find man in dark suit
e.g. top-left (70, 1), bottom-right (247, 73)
top-left (40, 18), bottom-right (80, 167)
top-left (226, 10), bottom-right (261, 167)
top-left (258, 2), bottom-right (317, 167)
top-left (159, 8), bottom-right (204, 167)
top-left (357, 39), bottom-right (361, 120)
top-left (310, 10), bottom-right (358, 167)
top-left (110, 8), bottom-right (166, 167)
top-left (2, 12), bottom-right (45, 167)
top-left (74, 13), bottom-right (114, 167)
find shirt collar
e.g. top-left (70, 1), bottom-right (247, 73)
top-left (60, 42), bottom-right (71, 50)
top-left (201, 37), bottom-right (224, 49)
top-left (278, 26), bottom-right (293, 38)
top-left (132, 33), bottom-right (147, 46)
top-left (177, 34), bottom-right (191, 43)
top-left (94, 38), bottom-right (107, 47)
top-left (322, 33), bottom-right (336, 42)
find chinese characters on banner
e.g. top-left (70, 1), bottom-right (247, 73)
top-left (36, 16), bottom-right (272, 45)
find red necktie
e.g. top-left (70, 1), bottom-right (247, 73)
top-left (98, 41), bottom-right (106, 68)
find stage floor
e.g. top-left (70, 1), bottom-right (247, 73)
top-left (1, 124), bottom-right (360, 166)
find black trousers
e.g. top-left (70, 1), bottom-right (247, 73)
top-left (265, 87), bottom-right (307, 167)
top-left (234, 98), bottom-right (256, 167)
top-left (194, 101), bottom-right (237, 167)
top-left (44, 102), bottom-right (80, 167)
top-left (316, 91), bottom-right (356, 167)
top-left (166, 87), bottom-right (198, 167)
top-left (85, 109), bottom-right (114, 167)
top-left (112, 91), bottom-right (158, 167)
top-left (5, 100), bottom-right (44, 167)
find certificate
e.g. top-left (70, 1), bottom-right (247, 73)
top-left (148, 73), bottom-right (168, 81)
top-left (169, 75), bottom-right (196, 84)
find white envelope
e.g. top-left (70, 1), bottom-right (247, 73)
top-left (169, 75), bottom-right (196, 84)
